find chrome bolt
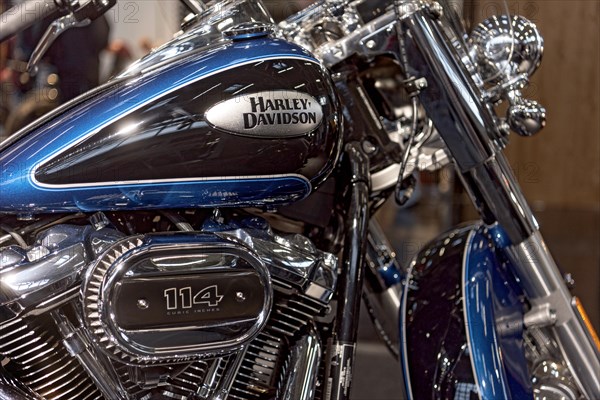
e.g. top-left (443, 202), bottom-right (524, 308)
top-left (427, 2), bottom-right (444, 18)
top-left (137, 299), bottom-right (149, 309)
top-left (365, 39), bottom-right (376, 49)
top-left (26, 245), bottom-right (49, 262)
top-left (362, 140), bottom-right (377, 154)
top-left (564, 273), bottom-right (575, 290)
top-left (235, 292), bottom-right (246, 302)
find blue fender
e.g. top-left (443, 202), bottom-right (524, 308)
top-left (399, 223), bottom-right (532, 399)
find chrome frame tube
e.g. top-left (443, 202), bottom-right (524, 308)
top-left (210, 349), bottom-right (247, 400)
top-left (399, 4), bottom-right (600, 397)
top-left (325, 142), bottom-right (370, 400)
top-left (0, 385), bottom-right (30, 400)
top-left (0, 368), bottom-right (40, 400)
top-left (50, 309), bottom-right (128, 400)
top-left (181, 0), bottom-right (206, 15)
top-left (363, 219), bottom-right (404, 359)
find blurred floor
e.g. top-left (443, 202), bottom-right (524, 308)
top-left (351, 181), bottom-right (599, 400)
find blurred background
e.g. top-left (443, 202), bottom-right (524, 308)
top-left (0, 1), bottom-right (597, 398)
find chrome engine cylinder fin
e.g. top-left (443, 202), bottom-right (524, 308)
top-left (228, 289), bottom-right (330, 399)
top-left (229, 330), bottom-right (286, 399)
top-left (172, 361), bottom-right (212, 394)
top-left (269, 285), bottom-right (330, 337)
top-left (0, 315), bottom-right (102, 400)
top-left (0, 361), bottom-right (41, 400)
top-left (49, 308), bottom-right (127, 400)
top-left (114, 360), bottom-right (212, 399)
top-left (1, 218), bottom-right (337, 398)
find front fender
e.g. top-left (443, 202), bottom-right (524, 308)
top-left (399, 223), bottom-right (532, 399)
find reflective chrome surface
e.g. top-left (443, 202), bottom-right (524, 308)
top-left (470, 15), bottom-right (544, 85)
top-left (0, 0), bottom-right (597, 398)
top-left (524, 326), bottom-right (580, 400)
top-left (532, 361), bottom-right (579, 399)
top-left (398, 6), bottom-right (497, 172)
top-left (223, 21), bottom-right (273, 40)
top-left (399, 6), bottom-right (540, 244)
top-left (208, 348), bottom-right (247, 400)
top-left (27, 13), bottom-right (89, 73)
top-left (506, 232), bottom-right (600, 398)
top-left (0, 370), bottom-right (34, 400)
top-left (81, 233), bottom-right (273, 364)
top-left (181, 0), bottom-right (206, 15)
top-left (506, 91), bottom-right (547, 136)
top-left (0, 315), bottom-right (105, 399)
top-left (282, 9), bottom-right (398, 68)
top-left (0, 224), bottom-right (123, 320)
top-left (212, 220), bottom-right (338, 304)
top-left (279, 330), bottom-right (322, 400)
top-left (0, 385), bottom-right (30, 400)
top-left (388, 12), bottom-right (557, 369)
top-left (371, 119), bottom-right (450, 193)
top-left (469, 15), bottom-right (547, 136)
top-left (121, 0), bottom-right (274, 76)
top-left (50, 309), bottom-right (127, 400)
top-left (460, 153), bottom-right (539, 243)
top-left (0, 215), bottom-right (337, 398)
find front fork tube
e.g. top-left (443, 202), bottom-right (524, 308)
top-left (460, 149), bottom-right (600, 399)
top-left (324, 143), bottom-right (370, 400)
top-left (504, 231), bottom-right (600, 397)
top-left (400, 7), bottom-right (600, 396)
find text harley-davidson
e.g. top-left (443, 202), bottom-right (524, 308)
top-left (0, 0), bottom-right (598, 399)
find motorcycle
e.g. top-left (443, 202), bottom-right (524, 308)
top-left (0, 0), bottom-right (598, 399)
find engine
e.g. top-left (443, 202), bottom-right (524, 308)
top-left (0, 214), bottom-right (337, 399)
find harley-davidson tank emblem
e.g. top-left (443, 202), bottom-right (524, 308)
top-left (205, 90), bottom-right (324, 137)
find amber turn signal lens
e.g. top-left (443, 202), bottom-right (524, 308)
top-left (574, 296), bottom-right (600, 352)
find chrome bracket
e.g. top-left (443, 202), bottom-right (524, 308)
top-left (27, 13), bottom-right (90, 74)
top-left (27, 0), bottom-right (116, 74)
top-left (403, 76), bottom-right (428, 96)
top-left (524, 303), bottom-right (557, 328)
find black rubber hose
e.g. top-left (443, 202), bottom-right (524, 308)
top-left (0, 0), bottom-right (59, 42)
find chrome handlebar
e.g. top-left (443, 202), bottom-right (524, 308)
top-left (280, 0), bottom-right (546, 139)
top-left (0, 0), bottom-right (117, 73)
top-left (0, 0), bottom-right (60, 42)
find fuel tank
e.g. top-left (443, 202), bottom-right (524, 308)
top-left (0, 32), bottom-right (341, 213)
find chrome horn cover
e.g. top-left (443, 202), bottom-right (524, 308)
top-left (469, 14), bottom-right (544, 86)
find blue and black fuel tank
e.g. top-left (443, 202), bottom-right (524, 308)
top-left (0, 33), bottom-right (342, 213)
